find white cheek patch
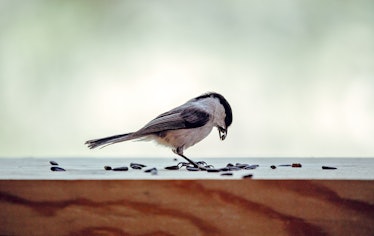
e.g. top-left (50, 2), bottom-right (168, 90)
top-left (153, 125), bottom-right (214, 150)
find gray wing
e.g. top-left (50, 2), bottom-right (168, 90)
top-left (134, 105), bottom-right (210, 136)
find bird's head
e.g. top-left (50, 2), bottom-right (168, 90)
top-left (195, 92), bottom-right (233, 141)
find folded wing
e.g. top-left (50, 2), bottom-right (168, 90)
top-left (85, 106), bottom-right (210, 149)
top-left (134, 106), bottom-right (210, 136)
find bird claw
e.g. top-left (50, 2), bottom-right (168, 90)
top-left (197, 165), bottom-right (207, 171)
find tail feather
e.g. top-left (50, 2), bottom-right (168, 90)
top-left (85, 133), bottom-right (135, 149)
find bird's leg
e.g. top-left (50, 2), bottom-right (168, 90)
top-left (173, 147), bottom-right (206, 170)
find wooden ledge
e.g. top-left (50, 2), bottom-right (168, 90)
top-left (1, 180), bottom-right (373, 235)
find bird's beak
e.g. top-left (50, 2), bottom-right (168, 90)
top-left (218, 127), bottom-right (227, 141)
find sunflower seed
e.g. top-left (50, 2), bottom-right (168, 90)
top-left (242, 174), bottom-right (253, 179)
top-left (322, 166), bottom-right (337, 170)
top-left (130, 163), bottom-right (147, 168)
top-left (112, 167), bottom-right (129, 171)
top-left (51, 166), bottom-right (65, 171)
top-left (207, 168), bottom-right (220, 172)
top-left (292, 163), bottom-right (302, 168)
top-left (130, 165), bottom-right (143, 170)
top-left (144, 167), bottom-right (157, 173)
top-left (165, 165), bottom-right (179, 170)
top-left (49, 161), bottom-right (59, 166)
top-left (104, 166), bottom-right (112, 170)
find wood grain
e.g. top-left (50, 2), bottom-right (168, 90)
top-left (0, 180), bottom-right (373, 235)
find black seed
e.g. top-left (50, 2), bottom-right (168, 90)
top-left (322, 166), bottom-right (337, 170)
top-left (207, 168), bottom-right (220, 172)
top-left (51, 166), bottom-right (65, 171)
top-left (104, 166), bottom-right (112, 170)
top-left (49, 161), bottom-right (58, 166)
top-left (228, 166), bottom-right (241, 171)
top-left (221, 172), bottom-right (233, 176)
top-left (270, 165), bottom-right (276, 169)
top-left (173, 158), bottom-right (178, 161)
top-left (242, 174), bottom-right (253, 179)
top-left (144, 168), bottom-right (158, 175)
top-left (292, 163), bottom-right (302, 168)
top-left (130, 165), bottom-right (143, 170)
top-left (244, 165), bottom-right (258, 170)
top-left (112, 167), bottom-right (129, 171)
top-left (219, 167), bottom-right (230, 172)
top-left (165, 165), bottom-right (180, 170)
top-left (226, 163), bottom-right (234, 167)
top-left (279, 164), bottom-right (292, 167)
top-left (186, 166), bottom-right (200, 171)
top-left (144, 167), bottom-right (157, 173)
top-left (235, 163), bottom-right (249, 168)
top-left (130, 163), bottom-right (147, 168)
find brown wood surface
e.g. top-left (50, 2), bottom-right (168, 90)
top-left (0, 180), bottom-right (373, 235)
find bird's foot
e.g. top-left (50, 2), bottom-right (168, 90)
top-left (177, 160), bottom-right (215, 171)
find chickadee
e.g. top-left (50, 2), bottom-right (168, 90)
top-left (85, 92), bottom-right (232, 168)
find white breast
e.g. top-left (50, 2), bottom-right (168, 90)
top-left (152, 121), bottom-right (214, 150)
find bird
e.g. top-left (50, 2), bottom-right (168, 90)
top-left (85, 92), bottom-right (233, 169)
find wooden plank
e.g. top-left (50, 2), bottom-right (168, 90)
top-left (0, 180), bottom-right (373, 235)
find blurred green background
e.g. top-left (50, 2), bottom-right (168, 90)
top-left (1, 0), bottom-right (373, 158)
